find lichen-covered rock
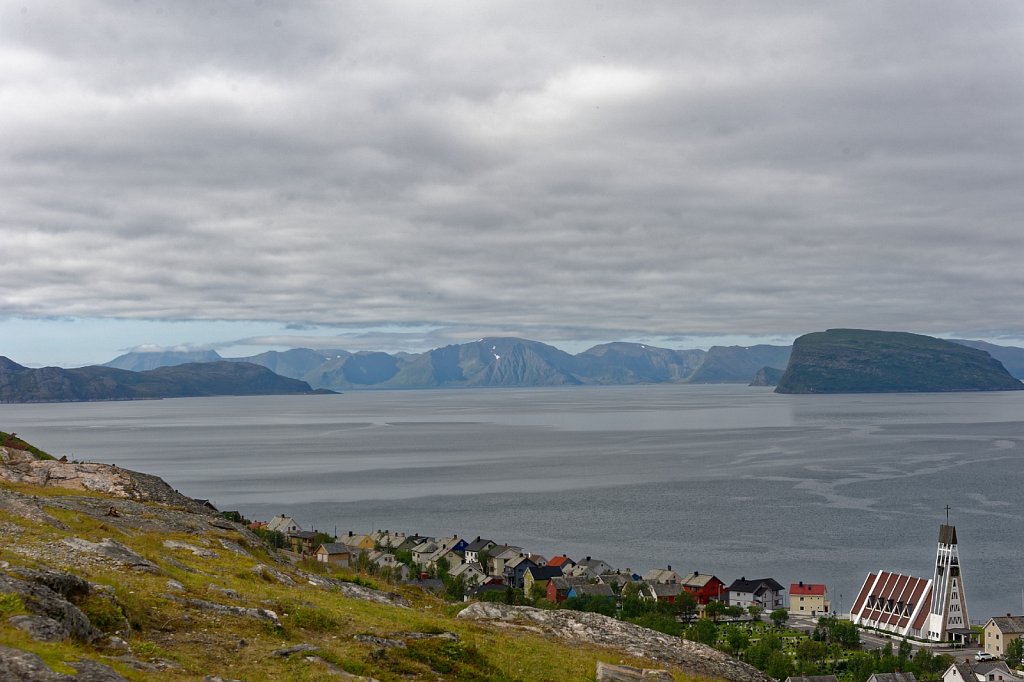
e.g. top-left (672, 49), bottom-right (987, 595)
top-left (0, 645), bottom-right (128, 681)
top-left (0, 448), bottom-right (211, 511)
top-left (8, 614), bottom-right (67, 641)
top-left (294, 568), bottom-right (410, 608)
top-left (63, 538), bottom-right (160, 573)
top-left (164, 539), bottom-right (218, 558)
top-left (458, 602), bottom-right (772, 682)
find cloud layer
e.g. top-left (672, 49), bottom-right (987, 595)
top-left (3, 1), bottom-right (1023, 343)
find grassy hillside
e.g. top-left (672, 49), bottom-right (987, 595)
top-left (0, 449), bottom-right (703, 680)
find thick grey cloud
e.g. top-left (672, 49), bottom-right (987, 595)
top-left (3, 0), bottom-right (1023, 344)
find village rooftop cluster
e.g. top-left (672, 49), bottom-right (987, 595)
top-left (251, 513), bottom-right (827, 616)
top-left (243, 513), bottom-right (1024, 663)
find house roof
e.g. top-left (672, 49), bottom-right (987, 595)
top-left (600, 572), bottom-right (637, 588)
top-left (867, 673), bottom-right (917, 682)
top-left (647, 582), bottom-right (683, 598)
top-left (547, 555), bottom-right (573, 568)
top-left (450, 562), bottom-right (485, 577)
top-left (464, 537), bottom-right (496, 552)
top-left (526, 566), bottom-right (563, 581)
top-left (786, 676), bottom-right (839, 682)
top-left (266, 515), bottom-right (300, 532)
top-left (288, 531), bottom-right (318, 540)
top-left (317, 543), bottom-right (351, 555)
top-left (791, 582), bottom-right (827, 596)
top-left (973, 662), bottom-right (1014, 677)
top-left (549, 576), bottom-right (590, 590)
top-left (682, 573), bottom-right (720, 588)
top-left (644, 568), bottom-right (682, 583)
top-left (505, 555), bottom-right (537, 570)
top-left (489, 545), bottom-right (523, 559)
top-left (570, 583), bottom-right (614, 598)
top-left (728, 578), bottom-right (785, 594)
top-left (469, 583), bottom-right (507, 597)
top-left (989, 615), bottom-right (1024, 634)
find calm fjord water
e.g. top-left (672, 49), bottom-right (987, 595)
top-left (3, 385), bottom-right (1022, 620)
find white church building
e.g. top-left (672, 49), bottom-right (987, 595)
top-left (850, 524), bottom-right (971, 643)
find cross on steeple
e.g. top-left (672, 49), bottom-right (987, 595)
top-left (945, 505), bottom-right (951, 525)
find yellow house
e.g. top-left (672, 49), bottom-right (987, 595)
top-left (984, 615), bottom-right (1024, 658)
top-left (789, 581), bottom-right (829, 614)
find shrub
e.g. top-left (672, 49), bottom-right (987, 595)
top-left (288, 604), bottom-right (340, 632)
top-left (0, 593), bottom-right (25, 617)
top-left (78, 593), bottom-right (129, 633)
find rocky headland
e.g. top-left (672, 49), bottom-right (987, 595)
top-left (775, 329), bottom-right (1024, 394)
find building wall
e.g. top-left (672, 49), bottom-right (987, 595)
top-left (790, 593), bottom-right (829, 614)
top-left (985, 624), bottom-right (1023, 657)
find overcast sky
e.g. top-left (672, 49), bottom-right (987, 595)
top-left (3, 1), bottom-right (1024, 367)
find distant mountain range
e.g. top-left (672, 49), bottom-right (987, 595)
top-left (775, 329), bottom-right (1024, 394)
top-left (3, 332), bottom-right (1018, 402)
top-left (105, 338), bottom-right (793, 391)
top-left (0, 358), bottom-right (323, 403)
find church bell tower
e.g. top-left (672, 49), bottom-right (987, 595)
top-left (928, 523), bottom-right (970, 642)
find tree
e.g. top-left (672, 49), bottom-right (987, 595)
top-left (442, 573), bottom-right (465, 601)
top-left (814, 615), bottom-right (861, 649)
top-left (770, 608), bottom-right (789, 629)
top-left (796, 638), bottom-right (828, 671)
top-left (705, 599), bottom-right (726, 622)
top-left (1007, 638), bottom-right (1024, 669)
top-left (686, 618), bottom-right (718, 646)
top-left (748, 604), bottom-right (763, 621)
top-left (724, 626), bottom-right (750, 656)
top-left (746, 632), bottom-right (783, 670)
top-left (766, 650), bottom-right (795, 680)
top-left (676, 591), bottom-right (698, 622)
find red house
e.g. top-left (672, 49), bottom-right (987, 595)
top-left (681, 572), bottom-right (726, 605)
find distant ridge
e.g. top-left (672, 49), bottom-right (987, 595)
top-left (105, 349), bottom-right (222, 371)
top-left (85, 334), bottom-right (1024, 392)
top-left (775, 329), bottom-right (1024, 394)
top-left (0, 359), bottom-right (323, 403)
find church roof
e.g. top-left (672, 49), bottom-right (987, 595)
top-left (851, 570), bottom-right (932, 632)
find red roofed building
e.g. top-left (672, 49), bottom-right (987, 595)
top-left (789, 581), bottom-right (829, 615)
top-left (547, 555), bottom-right (574, 570)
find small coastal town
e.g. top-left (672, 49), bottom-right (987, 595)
top-left (244, 508), bottom-right (1024, 682)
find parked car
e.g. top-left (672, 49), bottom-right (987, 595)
top-left (976, 652), bottom-right (996, 662)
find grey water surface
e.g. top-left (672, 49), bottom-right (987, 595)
top-left (3, 385), bottom-right (1022, 620)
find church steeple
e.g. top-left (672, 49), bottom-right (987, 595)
top-left (929, 522), bottom-right (969, 642)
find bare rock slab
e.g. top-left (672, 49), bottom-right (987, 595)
top-left (458, 602), bottom-right (772, 682)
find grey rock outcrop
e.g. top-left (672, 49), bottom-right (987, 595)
top-left (293, 568), bottom-right (410, 608)
top-left (458, 602), bottom-right (771, 682)
top-left (167, 595), bottom-right (282, 629)
top-left (9, 614), bottom-right (67, 641)
top-left (0, 570), bottom-right (99, 642)
top-left (164, 539), bottom-right (218, 558)
top-left (0, 645), bottom-right (128, 681)
top-left (0, 446), bottom-right (212, 511)
top-left (63, 537), bottom-right (160, 573)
